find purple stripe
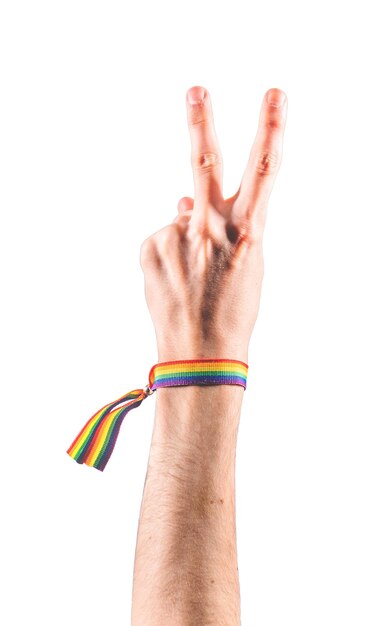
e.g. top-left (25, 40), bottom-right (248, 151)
top-left (153, 374), bottom-right (247, 389)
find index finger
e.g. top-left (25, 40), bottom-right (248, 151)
top-left (186, 86), bottom-right (224, 219)
top-left (233, 88), bottom-right (287, 229)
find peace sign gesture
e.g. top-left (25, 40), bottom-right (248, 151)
top-left (140, 86), bottom-right (288, 363)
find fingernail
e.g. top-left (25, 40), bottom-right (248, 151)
top-left (267, 89), bottom-right (286, 107)
top-left (187, 86), bottom-right (206, 105)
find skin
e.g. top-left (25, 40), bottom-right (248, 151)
top-left (131, 85), bottom-right (287, 625)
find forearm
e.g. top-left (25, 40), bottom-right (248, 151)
top-left (131, 383), bottom-right (244, 626)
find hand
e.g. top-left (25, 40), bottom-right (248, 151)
top-left (140, 86), bottom-right (288, 363)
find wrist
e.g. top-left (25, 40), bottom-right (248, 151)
top-left (153, 382), bottom-right (245, 446)
top-left (156, 337), bottom-right (249, 364)
top-left (151, 384), bottom-right (244, 467)
top-left (150, 348), bottom-right (248, 441)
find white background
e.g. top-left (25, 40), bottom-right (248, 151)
top-left (1, 1), bottom-right (385, 624)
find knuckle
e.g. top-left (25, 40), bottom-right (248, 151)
top-left (155, 225), bottom-right (182, 257)
top-left (265, 116), bottom-right (282, 131)
top-left (188, 215), bottom-right (211, 240)
top-left (140, 226), bottom-right (182, 271)
top-left (189, 115), bottom-right (209, 128)
top-left (231, 205), bottom-right (267, 245)
top-left (139, 237), bottom-right (157, 268)
top-left (233, 217), bottom-right (263, 246)
top-left (192, 151), bottom-right (222, 173)
top-left (254, 150), bottom-right (280, 176)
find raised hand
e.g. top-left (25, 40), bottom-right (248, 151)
top-left (140, 86), bottom-right (287, 363)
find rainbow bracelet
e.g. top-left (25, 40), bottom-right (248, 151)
top-left (66, 358), bottom-right (248, 472)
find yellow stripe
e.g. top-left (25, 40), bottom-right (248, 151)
top-left (69, 407), bottom-right (106, 457)
top-left (154, 362), bottom-right (247, 375)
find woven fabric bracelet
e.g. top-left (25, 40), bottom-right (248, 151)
top-left (66, 358), bottom-right (248, 472)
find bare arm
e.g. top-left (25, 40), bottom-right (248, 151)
top-left (131, 85), bottom-right (287, 625)
top-left (131, 384), bottom-right (244, 625)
